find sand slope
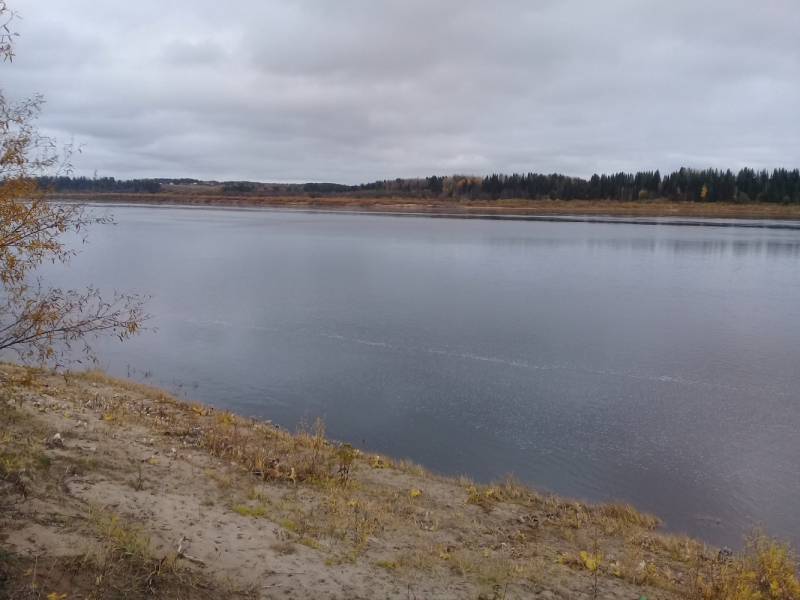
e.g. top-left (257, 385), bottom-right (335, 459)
top-left (0, 365), bottom-right (731, 599)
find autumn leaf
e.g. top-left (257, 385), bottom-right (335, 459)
top-left (580, 550), bottom-right (601, 572)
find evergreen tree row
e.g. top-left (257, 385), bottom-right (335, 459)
top-left (359, 168), bottom-right (800, 203)
top-left (37, 176), bottom-right (164, 194)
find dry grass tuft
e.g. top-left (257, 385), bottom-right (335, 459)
top-left (270, 541), bottom-right (296, 556)
top-left (593, 501), bottom-right (661, 531)
top-left (89, 507), bottom-right (151, 555)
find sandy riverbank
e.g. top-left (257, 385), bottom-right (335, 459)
top-left (1, 365), bottom-right (797, 599)
top-left (55, 193), bottom-right (800, 221)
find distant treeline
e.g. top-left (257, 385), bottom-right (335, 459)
top-left (37, 176), bottom-right (301, 196)
top-left (38, 176), bottom-right (165, 194)
top-left (38, 167), bottom-right (800, 204)
top-left (350, 168), bottom-right (800, 204)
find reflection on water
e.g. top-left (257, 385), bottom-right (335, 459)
top-left (34, 205), bottom-right (800, 549)
top-left (490, 235), bottom-right (800, 257)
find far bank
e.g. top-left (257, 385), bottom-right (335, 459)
top-left (53, 192), bottom-right (800, 220)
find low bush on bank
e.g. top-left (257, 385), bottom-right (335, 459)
top-left (695, 530), bottom-right (800, 600)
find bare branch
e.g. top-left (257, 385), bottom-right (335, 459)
top-left (0, 6), bottom-right (151, 367)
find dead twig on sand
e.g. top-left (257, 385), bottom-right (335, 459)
top-left (177, 536), bottom-right (206, 566)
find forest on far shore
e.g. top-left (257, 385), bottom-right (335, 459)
top-left (38, 166), bottom-right (800, 204)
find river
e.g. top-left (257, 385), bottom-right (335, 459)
top-left (36, 204), bottom-right (800, 549)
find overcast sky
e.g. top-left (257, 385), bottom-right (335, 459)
top-left (3, 0), bottom-right (799, 183)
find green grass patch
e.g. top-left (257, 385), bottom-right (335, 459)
top-left (232, 504), bottom-right (268, 518)
top-left (299, 538), bottom-right (321, 551)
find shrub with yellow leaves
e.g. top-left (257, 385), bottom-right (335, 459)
top-left (698, 530), bottom-right (800, 600)
top-left (0, 2), bottom-right (149, 367)
top-left (580, 550), bottom-right (601, 572)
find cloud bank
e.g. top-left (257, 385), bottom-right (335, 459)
top-left (4, 0), bottom-right (799, 182)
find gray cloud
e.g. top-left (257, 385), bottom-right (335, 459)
top-left (3, 0), bottom-right (799, 182)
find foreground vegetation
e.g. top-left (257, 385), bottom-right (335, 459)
top-left (1, 364), bottom-right (798, 599)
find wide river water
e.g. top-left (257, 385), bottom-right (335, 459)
top-left (37, 204), bottom-right (800, 548)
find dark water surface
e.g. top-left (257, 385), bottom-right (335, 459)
top-left (38, 205), bottom-right (800, 548)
